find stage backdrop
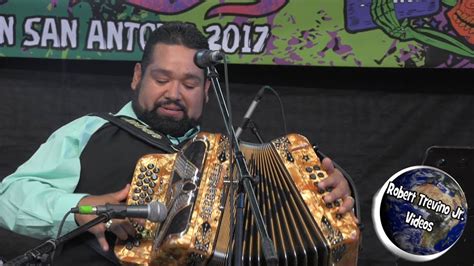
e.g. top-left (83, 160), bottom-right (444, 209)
top-left (0, 0), bottom-right (473, 68)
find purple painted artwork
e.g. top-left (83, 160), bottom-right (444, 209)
top-left (345, 0), bottom-right (440, 32)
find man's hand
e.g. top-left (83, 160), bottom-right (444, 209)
top-left (318, 158), bottom-right (355, 214)
top-left (74, 184), bottom-right (137, 251)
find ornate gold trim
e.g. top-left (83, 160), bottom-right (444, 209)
top-left (121, 117), bottom-right (162, 140)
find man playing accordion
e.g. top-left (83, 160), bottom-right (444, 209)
top-left (0, 22), bottom-right (356, 265)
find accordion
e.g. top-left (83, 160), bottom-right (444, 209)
top-left (115, 132), bottom-right (360, 265)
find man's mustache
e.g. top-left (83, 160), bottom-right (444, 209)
top-left (152, 100), bottom-right (186, 112)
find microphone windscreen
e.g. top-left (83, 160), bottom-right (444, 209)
top-left (148, 201), bottom-right (168, 222)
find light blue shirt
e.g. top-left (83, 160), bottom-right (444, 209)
top-left (0, 102), bottom-right (198, 238)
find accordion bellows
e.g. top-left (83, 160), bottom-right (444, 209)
top-left (115, 132), bottom-right (360, 265)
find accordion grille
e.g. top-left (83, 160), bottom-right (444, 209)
top-left (211, 134), bottom-right (360, 266)
top-left (238, 142), bottom-right (325, 265)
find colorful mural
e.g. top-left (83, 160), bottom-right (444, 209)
top-left (0, 0), bottom-right (472, 67)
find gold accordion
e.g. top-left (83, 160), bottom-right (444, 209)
top-left (115, 132), bottom-right (360, 265)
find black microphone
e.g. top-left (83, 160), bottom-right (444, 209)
top-left (235, 86), bottom-right (268, 139)
top-left (71, 201), bottom-right (168, 222)
top-left (194, 49), bottom-right (225, 68)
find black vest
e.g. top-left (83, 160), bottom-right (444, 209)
top-left (55, 120), bottom-right (177, 265)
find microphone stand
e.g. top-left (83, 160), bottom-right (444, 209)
top-left (247, 119), bottom-right (264, 144)
top-left (206, 66), bottom-right (278, 266)
top-left (6, 212), bottom-right (113, 265)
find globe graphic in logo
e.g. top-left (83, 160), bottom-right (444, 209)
top-left (373, 166), bottom-right (468, 261)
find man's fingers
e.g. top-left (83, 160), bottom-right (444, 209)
top-left (338, 196), bottom-right (355, 214)
top-left (112, 225), bottom-right (130, 241)
top-left (111, 184), bottom-right (130, 201)
top-left (323, 182), bottom-right (349, 203)
top-left (321, 158), bottom-right (335, 175)
top-left (108, 220), bottom-right (137, 240)
top-left (130, 218), bottom-right (146, 226)
top-left (94, 230), bottom-right (109, 251)
top-left (318, 159), bottom-right (342, 190)
top-left (318, 172), bottom-right (340, 190)
top-left (122, 221), bottom-right (138, 237)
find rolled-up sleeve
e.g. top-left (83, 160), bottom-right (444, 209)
top-left (0, 116), bottom-right (106, 238)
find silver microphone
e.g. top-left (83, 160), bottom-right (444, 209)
top-left (194, 49), bottom-right (225, 68)
top-left (71, 201), bottom-right (168, 223)
top-left (235, 86), bottom-right (267, 139)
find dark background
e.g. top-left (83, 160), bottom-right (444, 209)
top-left (0, 57), bottom-right (473, 265)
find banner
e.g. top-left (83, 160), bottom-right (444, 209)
top-left (0, 0), bottom-right (473, 68)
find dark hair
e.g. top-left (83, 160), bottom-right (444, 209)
top-left (141, 22), bottom-right (209, 73)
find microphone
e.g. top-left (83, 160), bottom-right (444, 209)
top-left (194, 49), bottom-right (225, 68)
top-left (235, 86), bottom-right (267, 139)
top-left (71, 201), bottom-right (168, 223)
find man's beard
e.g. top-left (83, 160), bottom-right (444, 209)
top-left (132, 89), bottom-right (201, 137)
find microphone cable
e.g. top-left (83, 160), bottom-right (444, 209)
top-left (51, 209), bottom-right (73, 264)
top-left (261, 85), bottom-right (288, 138)
top-left (56, 210), bottom-right (73, 239)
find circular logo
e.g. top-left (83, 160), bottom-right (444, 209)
top-left (372, 166), bottom-right (468, 262)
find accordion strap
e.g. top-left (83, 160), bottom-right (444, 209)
top-left (90, 112), bottom-right (175, 153)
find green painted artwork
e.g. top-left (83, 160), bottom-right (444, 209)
top-left (0, 0), bottom-right (472, 67)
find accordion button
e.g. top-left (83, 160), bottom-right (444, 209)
top-left (322, 216), bottom-right (330, 225)
top-left (132, 195), bottom-right (139, 201)
top-left (138, 173), bottom-right (145, 179)
top-left (144, 178), bottom-right (150, 184)
top-left (310, 174), bottom-right (317, 179)
top-left (136, 180), bottom-right (143, 186)
top-left (142, 185), bottom-right (148, 190)
top-left (140, 192), bottom-right (146, 198)
top-left (317, 172), bottom-right (325, 178)
top-left (126, 242), bottom-right (133, 250)
top-left (147, 163), bottom-right (155, 169)
top-left (313, 165), bottom-right (321, 170)
top-left (153, 168), bottom-right (160, 173)
top-left (146, 171), bottom-right (152, 176)
top-left (318, 188), bottom-right (325, 194)
top-left (145, 196), bottom-right (152, 202)
top-left (306, 167), bottom-right (313, 173)
top-left (134, 239), bottom-right (141, 247)
top-left (326, 202), bottom-right (333, 208)
top-left (149, 181), bottom-right (156, 188)
top-left (134, 188), bottom-right (141, 193)
top-left (326, 187), bottom-right (333, 192)
top-left (218, 152), bottom-right (227, 162)
top-left (151, 174), bottom-right (158, 180)
top-left (138, 199), bottom-right (145, 205)
top-left (202, 221), bottom-right (211, 233)
top-left (334, 200), bottom-right (340, 207)
top-left (140, 167), bottom-right (147, 172)
top-left (147, 188), bottom-right (154, 195)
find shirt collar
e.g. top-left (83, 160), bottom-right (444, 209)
top-left (116, 101), bottom-right (200, 145)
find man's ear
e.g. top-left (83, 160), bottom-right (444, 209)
top-left (204, 79), bottom-right (211, 103)
top-left (131, 63), bottom-right (142, 91)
